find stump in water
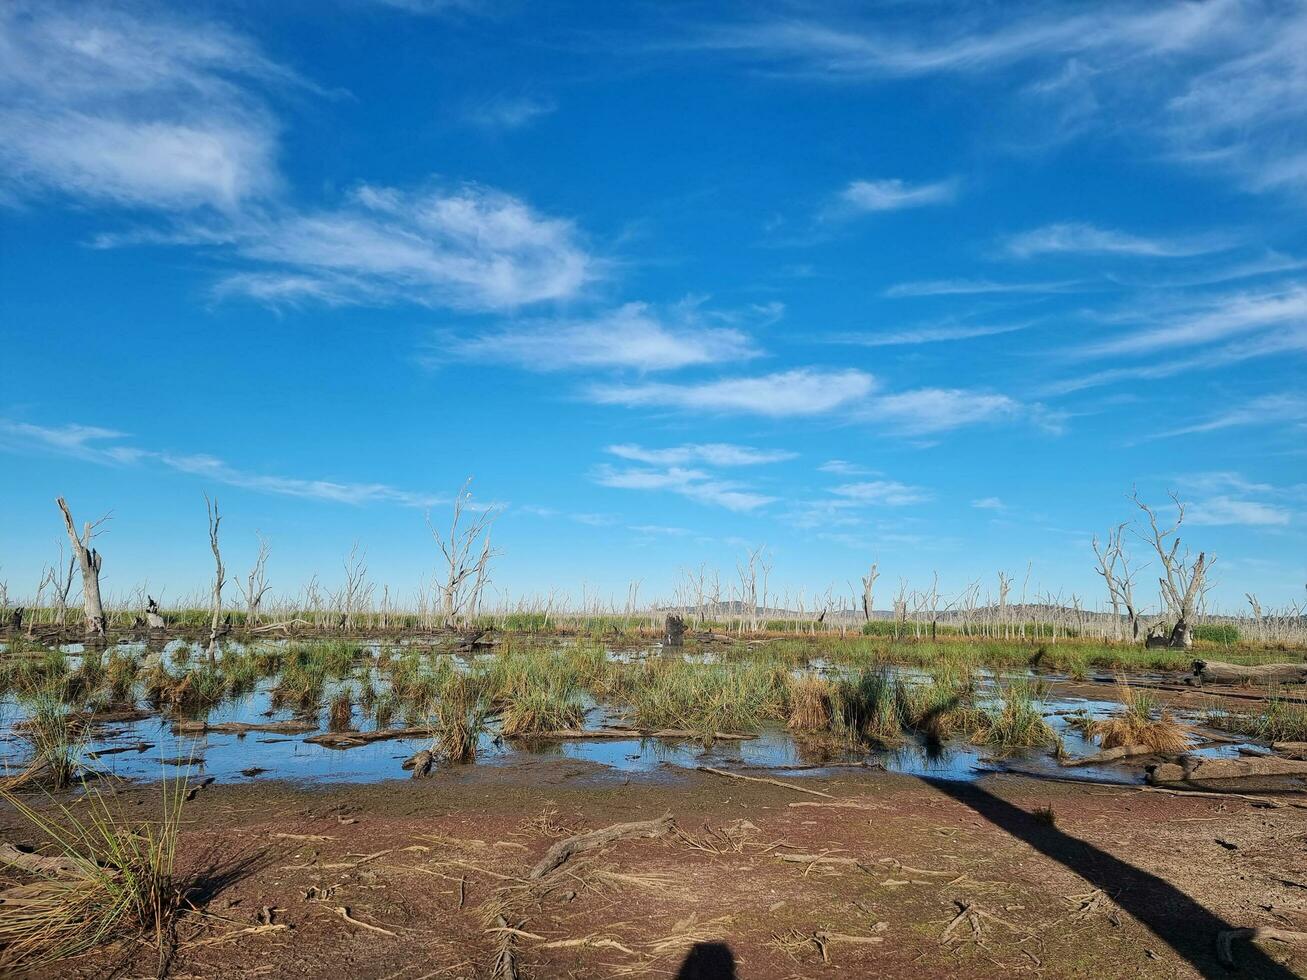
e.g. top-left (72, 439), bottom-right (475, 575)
top-left (664, 614), bottom-right (686, 648)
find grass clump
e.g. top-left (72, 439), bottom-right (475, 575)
top-left (105, 652), bottom-right (139, 701)
top-left (1089, 677), bottom-right (1189, 753)
top-left (500, 687), bottom-right (585, 737)
top-left (832, 668), bottom-right (905, 744)
top-left (432, 672), bottom-right (489, 762)
top-left (328, 689), bottom-right (354, 731)
top-left (1211, 691), bottom-right (1307, 743)
top-left (786, 674), bottom-right (834, 732)
top-left (623, 659), bottom-right (787, 736)
top-left (0, 780), bottom-right (187, 974)
top-left (7, 693), bottom-right (84, 789)
top-left (970, 680), bottom-right (1056, 750)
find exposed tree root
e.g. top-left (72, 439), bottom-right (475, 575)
top-left (528, 812), bottom-right (674, 880)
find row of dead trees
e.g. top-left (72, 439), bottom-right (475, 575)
top-left (29, 481), bottom-right (498, 640)
top-left (6, 486), bottom-right (1290, 647)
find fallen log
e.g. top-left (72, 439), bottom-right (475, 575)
top-left (173, 720), bottom-right (317, 736)
top-left (86, 741), bottom-right (153, 758)
top-left (1059, 744), bottom-right (1156, 767)
top-left (1189, 660), bottom-right (1307, 686)
top-left (693, 631), bottom-right (736, 643)
top-left (304, 727), bottom-right (431, 749)
top-left (1273, 742), bottom-right (1307, 761)
top-left (250, 619), bottom-right (313, 634)
top-left (0, 842), bottom-right (88, 877)
top-left (506, 727), bottom-right (753, 741)
top-left (1148, 754), bottom-right (1307, 785)
top-left (402, 749), bottom-right (433, 778)
top-left (528, 812), bottom-right (674, 879)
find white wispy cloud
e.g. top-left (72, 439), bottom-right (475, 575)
top-left (857, 388), bottom-right (1023, 435)
top-left (206, 182), bottom-right (596, 311)
top-left (818, 459), bottom-right (871, 476)
top-left (0, 4), bottom-right (294, 210)
top-left (828, 321), bottom-right (1030, 346)
top-left (1186, 496), bottom-right (1291, 527)
top-left (627, 523), bottom-right (693, 537)
top-left (593, 464), bottom-right (776, 512)
top-left (972, 496), bottom-right (1006, 510)
top-left (1, 8), bottom-right (595, 313)
top-left (683, 2), bottom-right (1307, 195)
top-left (440, 299), bottom-right (766, 370)
top-left (1074, 285), bottom-right (1307, 358)
top-left (464, 93), bottom-right (556, 129)
top-left (884, 278), bottom-right (1082, 297)
top-left (838, 177), bottom-right (958, 213)
top-left (1044, 321), bottom-right (1307, 394)
top-left (587, 368), bottom-right (876, 417)
top-left (607, 443), bottom-right (795, 466)
top-left (830, 480), bottom-right (932, 506)
top-left (685, 5), bottom-right (1232, 79)
top-left (0, 417), bottom-right (443, 507)
top-left (1151, 393), bottom-right (1307, 440)
top-left (1005, 222), bottom-right (1229, 259)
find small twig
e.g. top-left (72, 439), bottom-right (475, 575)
top-left (697, 766), bottom-right (833, 798)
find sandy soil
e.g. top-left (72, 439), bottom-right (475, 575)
top-left (4, 758), bottom-right (1305, 980)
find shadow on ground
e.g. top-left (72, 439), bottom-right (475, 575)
top-left (675, 941), bottom-right (736, 979)
top-left (926, 778), bottom-right (1295, 978)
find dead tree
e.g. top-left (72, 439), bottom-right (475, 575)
top-left (997, 571), bottom-right (1012, 639)
top-left (861, 562), bottom-right (880, 622)
top-left (1132, 490), bottom-right (1213, 649)
top-left (1092, 523), bottom-right (1143, 640)
top-left (335, 543), bottom-right (374, 630)
top-left (55, 497), bottom-right (108, 637)
top-left (205, 495), bottom-right (225, 656)
top-left (892, 579), bottom-right (908, 639)
top-left (428, 479), bottom-right (499, 628)
top-left (235, 532), bottom-right (271, 626)
top-left (46, 547), bottom-right (76, 629)
top-left (735, 546), bottom-right (771, 632)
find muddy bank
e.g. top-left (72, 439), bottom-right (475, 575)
top-left (4, 761), bottom-right (1304, 978)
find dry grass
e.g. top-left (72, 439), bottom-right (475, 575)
top-left (328, 689), bottom-right (353, 732)
top-left (1090, 677), bottom-right (1189, 754)
top-left (0, 779), bottom-right (187, 974)
top-left (786, 674), bottom-right (834, 732)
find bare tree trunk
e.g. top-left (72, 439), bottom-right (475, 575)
top-left (55, 497), bottom-right (107, 637)
top-left (205, 496), bottom-right (225, 658)
top-left (861, 563), bottom-right (879, 622)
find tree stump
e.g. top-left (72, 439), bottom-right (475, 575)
top-left (664, 614), bottom-right (686, 648)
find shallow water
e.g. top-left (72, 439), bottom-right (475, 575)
top-left (0, 639), bottom-right (1265, 789)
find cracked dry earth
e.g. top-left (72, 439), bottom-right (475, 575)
top-left (6, 760), bottom-right (1306, 979)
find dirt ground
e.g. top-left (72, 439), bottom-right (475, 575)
top-left (4, 758), bottom-right (1305, 980)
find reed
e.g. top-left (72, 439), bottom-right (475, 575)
top-left (0, 778), bottom-right (187, 973)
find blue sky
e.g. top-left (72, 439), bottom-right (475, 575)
top-left (1, 0), bottom-right (1304, 612)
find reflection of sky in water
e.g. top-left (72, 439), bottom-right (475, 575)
top-left (0, 640), bottom-right (1266, 788)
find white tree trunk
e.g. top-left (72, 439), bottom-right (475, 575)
top-left (56, 497), bottom-right (106, 636)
